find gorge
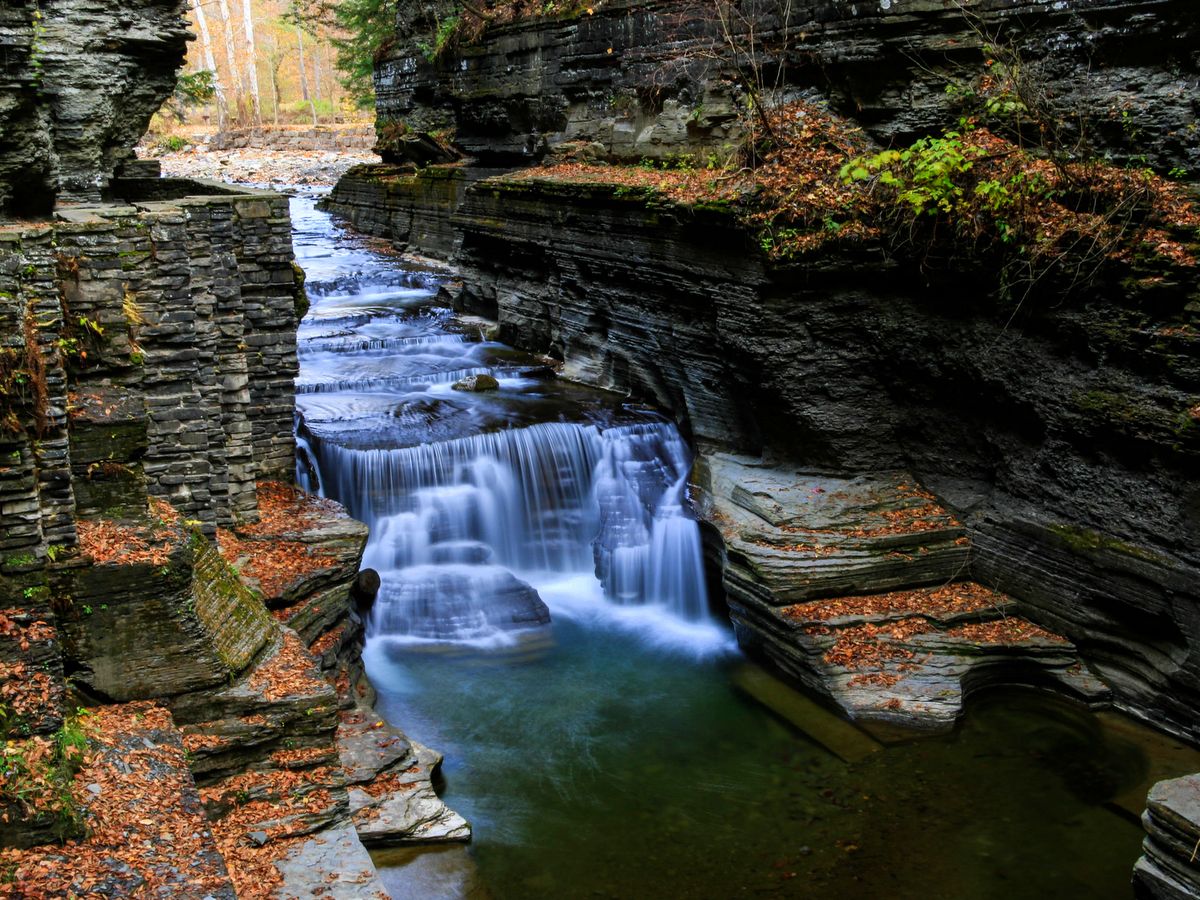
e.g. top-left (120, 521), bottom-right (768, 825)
top-left (0, 0), bottom-right (1199, 896)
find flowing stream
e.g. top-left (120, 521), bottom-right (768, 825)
top-left (291, 194), bottom-right (1200, 899)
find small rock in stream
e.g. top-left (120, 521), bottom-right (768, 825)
top-left (451, 374), bottom-right (500, 392)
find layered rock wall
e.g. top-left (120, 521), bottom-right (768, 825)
top-left (376, 0), bottom-right (1199, 170)
top-left (0, 0), bottom-right (189, 214)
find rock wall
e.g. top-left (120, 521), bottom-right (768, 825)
top-left (376, 0), bottom-right (1199, 171)
top-left (0, 178), bottom-right (301, 730)
top-left (0, 0), bottom-right (189, 214)
top-left (0, 175), bottom-right (468, 890)
top-left (207, 125), bottom-right (378, 153)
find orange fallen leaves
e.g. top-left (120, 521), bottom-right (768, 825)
top-left (946, 618), bottom-right (1068, 645)
top-left (821, 618), bottom-right (935, 671)
top-left (0, 703), bottom-right (233, 898)
top-left (240, 480), bottom-right (343, 538)
top-left (0, 661), bottom-right (58, 722)
top-left (218, 526), bottom-right (338, 600)
top-left (76, 503), bottom-right (179, 568)
top-left (247, 632), bottom-right (329, 703)
top-left (783, 583), bottom-right (1008, 624)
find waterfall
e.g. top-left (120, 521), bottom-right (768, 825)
top-left (291, 194), bottom-right (714, 645)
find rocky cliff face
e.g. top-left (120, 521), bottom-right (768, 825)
top-left (0, 0), bottom-right (189, 215)
top-left (376, 0), bottom-right (1199, 171)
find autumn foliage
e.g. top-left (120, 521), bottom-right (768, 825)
top-left (515, 98), bottom-right (1199, 295)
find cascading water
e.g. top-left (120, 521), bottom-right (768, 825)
top-left (289, 195), bottom-right (718, 648)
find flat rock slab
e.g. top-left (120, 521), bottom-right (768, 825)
top-left (1135, 776), bottom-right (1200, 900)
top-left (271, 821), bottom-right (391, 900)
top-left (697, 453), bottom-right (971, 605)
top-left (338, 706), bottom-right (470, 846)
top-left (733, 580), bottom-right (1108, 732)
top-left (1147, 775), bottom-right (1200, 842)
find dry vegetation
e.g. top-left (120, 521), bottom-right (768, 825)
top-left (514, 98), bottom-right (1199, 291)
top-left (783, 583), bottom-right (1009, 624)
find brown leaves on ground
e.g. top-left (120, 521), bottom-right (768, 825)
top-left (240, 481), bottom-right (343, 539)
top-left (515, 99), bottom-right (1199, 274)
top-left (181, 732), bottom-right (228, 753)
top-left (777, 501), bottom-right (964, 542)
top-left (512, 159), bottom-right (736, 205)
top-left (357, 770), bottom-right (421, 799)
top-left (202, 765), bottom-right (340, 900)
top-left (0, 608), bottom-right (55, 651)
top-left (0, 703), bottom-right (233, 898)
top-left (219, 482), bottom-right (343, 600)
top-left (783, 582), bottom-right (1008, 624)
top-left (248, 632), bottom-right (330, 703)
top-left (821, 618), bottom-right (936, 672)
top-left (0, 661), bottom-right (58, 723)
top-left (218, 526), bottom-right (337, 601)
top-left (946, 618), bottom-right (1069, 645)
top-left (309, 622), bottom-right (347, 657)
top-left (270, 746), bottom-right (335, 769)
top-left (791, 582), bottom-right (1068, 685)
top-left (76, 499), bottom-right (181, 567)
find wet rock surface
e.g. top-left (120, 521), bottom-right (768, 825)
top-left (1136, 774), bottom-right (1200, 900)
top-left (698, 452), bottom-right (1109, 729)
top-left (339, 710), bottom-right (471, 846)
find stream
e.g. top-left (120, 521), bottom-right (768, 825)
top-left (290, 193), bottom-right (1200, 899)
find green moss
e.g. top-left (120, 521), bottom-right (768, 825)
top-left (188, 530), bottom-right (272, 672)
top-left (1047, 524), bottom-right (1161, 563)
top-left (291, 261), bottom-right (309, 322)
top-left (0, 710), bottom-right (91, 841)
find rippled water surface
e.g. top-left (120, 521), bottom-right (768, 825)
top-left (291, 194), bottom-right (1200, 899)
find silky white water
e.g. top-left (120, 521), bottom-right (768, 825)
top-left (290, 194), bottom-right (726, 653)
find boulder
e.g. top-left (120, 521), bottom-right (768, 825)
top-left (450, 373), bottom-right (499, 392)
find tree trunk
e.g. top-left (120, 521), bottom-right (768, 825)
top-left (240, 0), bottom-right (262, 124)
top-left (296, 26), bottom-right (318, 126)
top-left (215, 0), bottom-right (245, 123)
top-left (270, 64), bottom-right (281, 126)
top-left (189, 0), bottom-right (227, 130)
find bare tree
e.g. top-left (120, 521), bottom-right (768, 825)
top-left (263, 32), bottom-right (291, 126)
top-left (190, 0), bottom-right (228, 129)
top-left (295, 23), bottom-right (318, 125)
top-left (216, 0), bottom-right (246, 122)
top-left (241, 0), bottom-right (263, 123)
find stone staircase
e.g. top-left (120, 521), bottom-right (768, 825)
top-left (697, 451), bottom-right (1109, 732)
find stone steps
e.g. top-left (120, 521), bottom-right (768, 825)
top-left (1135, 774), bottom-right (1200, 900)
top-left (697, 451), bottom-right (1110, 731)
